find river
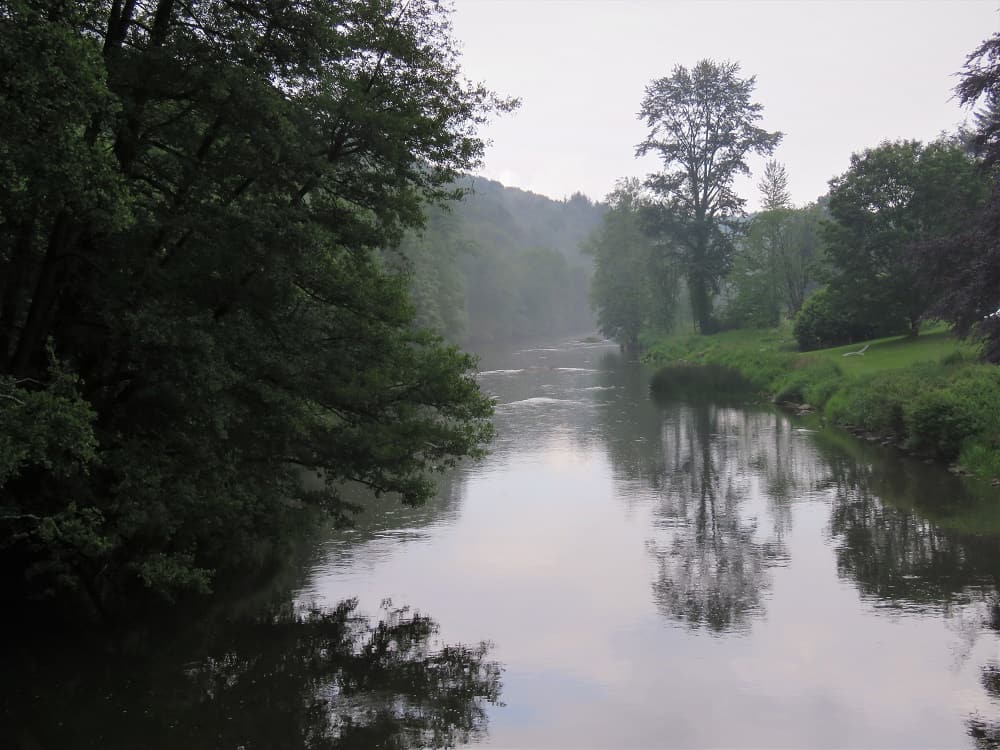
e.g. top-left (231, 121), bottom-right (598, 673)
top-left (5, 336), bottom-right (1000, 748)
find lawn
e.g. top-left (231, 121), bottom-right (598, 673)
top-left (802, 328), bottom-right (979, 376)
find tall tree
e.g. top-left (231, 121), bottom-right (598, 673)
top-left (917, 33), bottom-right (1000, 362)
top-left (758, 160), bottom-right (791, 211)
top-left (0, 0), bottom-right (512, 613)
top-left (637, 60), bottom-right (782, 333)
top-left (727, 164), bottom-right (824, 326)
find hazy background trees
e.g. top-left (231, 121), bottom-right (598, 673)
top-left (585, 179), bottom-right (679, 351)
top-left (396, 177), bottom-right (604, 348)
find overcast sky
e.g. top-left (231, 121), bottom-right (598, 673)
top-left (451, 0), bottom-right (1000, 210)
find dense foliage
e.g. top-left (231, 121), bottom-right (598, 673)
top-left (637, 60), bottom-right (782, 333)
top-left (792, 287), bottom-right (881, 351)
top-left (585, 179), bottom-right (677, 351)
top-left (917, 34), bottom-right (1000, 362)
top-left (725, 197), bottom-right (825, 329)
top-left (0, 0), bottom-right (511, 614)
top-left (819, 139), bottom-right (988, 340)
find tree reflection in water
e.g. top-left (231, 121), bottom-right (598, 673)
top-left (815, 433), bottom-right (1000, 747)
top-left (970, 620), bottom-right (1000, 749)
top-left (646, 403), bottom-right (791, 633)
top-left (3, 600), bottom-right (502, 750)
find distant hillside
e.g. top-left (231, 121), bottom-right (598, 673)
top-left (398, 176), bottom-right (607, 347)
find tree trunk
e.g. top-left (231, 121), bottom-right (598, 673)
top-left (0, 212), bottom-right (38, 368)
top-left (11, 211), bottom-right (77, 376)
top-left (688, 274), bottom-right (714, 334)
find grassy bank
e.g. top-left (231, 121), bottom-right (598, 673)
top-left (645, 327), bottom-right (1000, 481)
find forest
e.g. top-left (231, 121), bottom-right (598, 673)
top-left (397, 176), bottom-right (602, 347)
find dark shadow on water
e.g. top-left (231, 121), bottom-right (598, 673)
top-left (0, 599), bottom-right (503, 750)
top-left (649, 363), bottom-right (757, 404)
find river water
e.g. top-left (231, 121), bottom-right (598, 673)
top-left (5, 336), bottom-right (1000, 748)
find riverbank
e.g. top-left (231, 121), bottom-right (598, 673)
top-left (644, 327), bottom-right (1000, 482)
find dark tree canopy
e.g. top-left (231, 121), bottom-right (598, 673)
top-left (917, 33), bottom-right (1000, 362)
top-left (0, 0), bottom-right (512, 613)
top-left (637, 59), bottom-right (781, 333)
top-left (823, 139), bottom-right (987, 336)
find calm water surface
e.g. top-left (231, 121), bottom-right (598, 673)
top-left (6, 336), bottom-right (1000, 748)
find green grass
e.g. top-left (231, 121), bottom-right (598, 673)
top-left (802, 327), bottom-right (979, 377)
top-left (645, 326), bottom-right (1000, 481)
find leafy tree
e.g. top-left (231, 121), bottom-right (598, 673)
top-left (824, 139), bottom-right (988, 335)
top-left (758, 160), bottom-right (791, 211)
top-left (0, 0), bottom-right (512, 613)
top-left (637, 60), bottom-right (782, 333)
top-left (586, 179), bottom-right (678, 350)
top-left (917, 33), bottom-right (1000, 362)
top-left (727, 201), bottom-right (825, 328)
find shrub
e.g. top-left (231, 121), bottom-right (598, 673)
top-left (793, 288), bottom-right (905, 351)
top-left (904, 390), bottom-right (978, 459)
top-left (773, 360), bottom-right (841, 405)
top-left (824, 369), bottom-right (934, 435)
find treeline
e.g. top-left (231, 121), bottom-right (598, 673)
top-left (0, 0), bottom-right (509, 617)
top-left (589, 41), bottom-right (1000, 361)
top-left (397, 178), bottom-right (604, 347)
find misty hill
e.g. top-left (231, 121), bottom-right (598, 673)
top-left (398, 177), bottom-right (607, 347)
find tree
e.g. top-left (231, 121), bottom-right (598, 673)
top-left (0, 0), bottom-right (513, 613)
top-left (637, 60), bottom-right (782, 333)
top-left (739, 204), bottom-right (824, 319)
top-left (824, 139), bottom-right (988, 335)
top-left (585, 179), bottom-right (679, 351)
top-left (725, 162), bottom-right (824, 328)
top-left (758, 160), bottom-right (791, 211)
top-left (917, 33), bottom-right (1000, 362)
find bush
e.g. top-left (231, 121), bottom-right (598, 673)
top-left (793, 288), bottom-right (904, 351)
top-left (773, 360), bottom-right (842, 405)
top-left (904, 390), bottom-right (978, 459)
top-left (824, 368), bottom-right (935, 435)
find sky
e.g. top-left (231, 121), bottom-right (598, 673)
top-left (451, 0), bottom-right (1000, 210)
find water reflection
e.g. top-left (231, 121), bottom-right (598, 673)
top-left (647, 404), bottom-right (789, 633)
top-left (2, 601), bottom-right (502, 750)
top-left (969, 601), bottom-right (1000, 749)
top-left (810, 431), bottom-right (1000, 746)
top-left (817, 433), bottom-right (1000, 609)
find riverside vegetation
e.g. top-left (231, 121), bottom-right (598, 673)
top-left (645, 327), bottom-right (1000, 481)
top-left (585, 38), bottom-right (1000, 486)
